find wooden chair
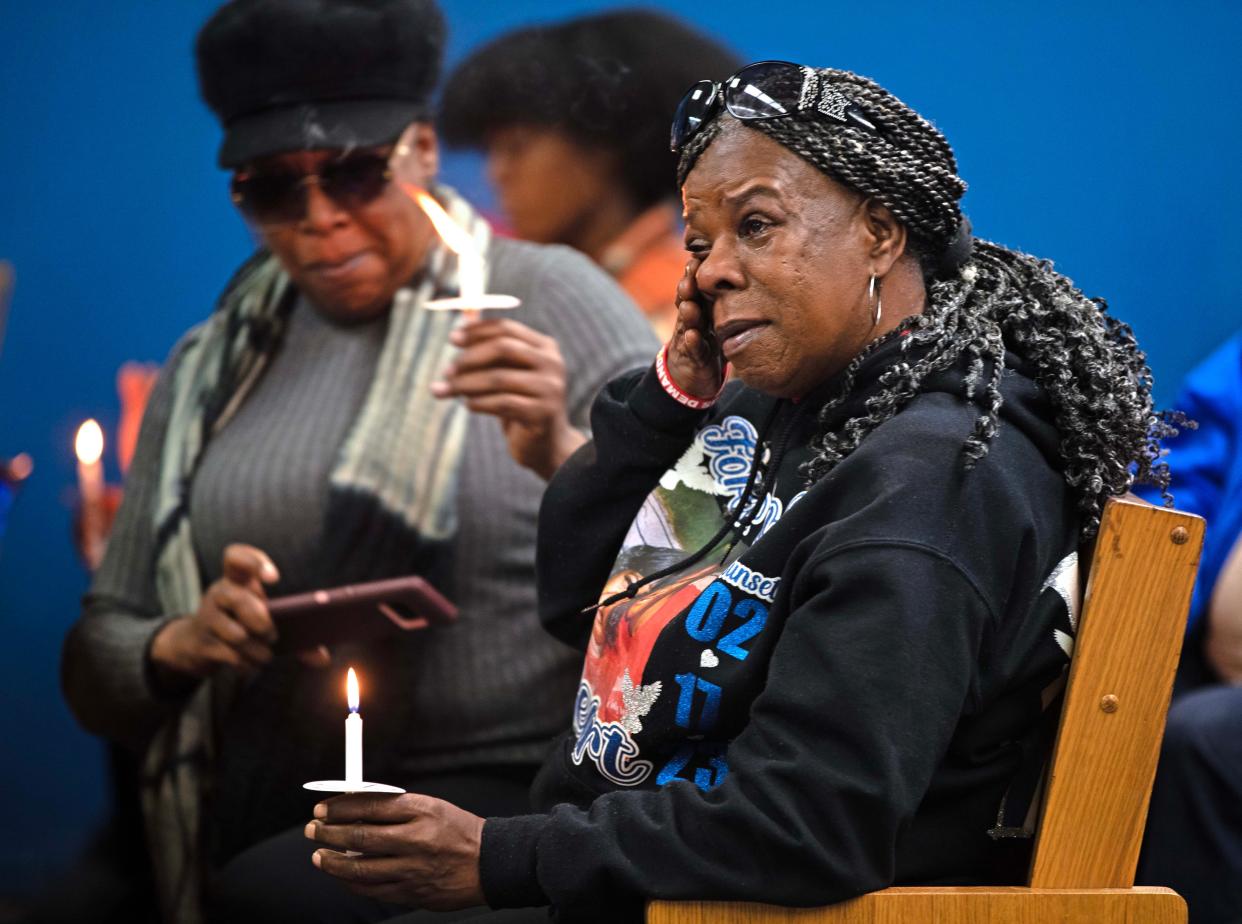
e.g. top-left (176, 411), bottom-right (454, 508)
top-left (648, 495), bottom-right (1205, 924)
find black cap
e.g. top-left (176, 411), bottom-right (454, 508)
top-left (196, 0), bottom-right (446, 168)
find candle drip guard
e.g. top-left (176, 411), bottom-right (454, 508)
top-left (424, 294), bottom-right (521, 312)
top-left (303, 779), bottom-right (405, 794)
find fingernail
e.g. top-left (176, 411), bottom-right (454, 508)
top-left (312, 850), bottom-right (322, 868)
top-left (304, 821), bottom-right (316, 839)
top-left (314, 803), bottom-right (327, 819)
top-left (449, 329), bottom-right (465, 345)
top-left (261, 558), bottom-right (279, 583)
top-left (430, 381), bottom-right (450, 397)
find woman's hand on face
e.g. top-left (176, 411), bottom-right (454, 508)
top-left (305, 792), bottom-right (486, 911)
top-left (150, 543), bottom-right (328, 680)
top-left (667, 257), bottom-right (725, 398)
top-left (432, 318), bottom-right (585, 481)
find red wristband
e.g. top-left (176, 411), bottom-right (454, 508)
top-left (655, 343), bottom-right (728, 410)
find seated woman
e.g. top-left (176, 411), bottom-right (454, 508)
top-left (299, 62), bottom-right (1175, 923)
top-left (439, 9), bottom-right (738, 341)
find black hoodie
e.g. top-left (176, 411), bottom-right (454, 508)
top-left (480, 334), bottom-right (1082, 922)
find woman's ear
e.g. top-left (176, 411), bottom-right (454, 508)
top-left (394, 122), bottom-right (439, 185)
top-left (860, 198), bottom-right (907, 277)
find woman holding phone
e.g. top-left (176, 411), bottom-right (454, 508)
top-left (58, 2), bottom-right (655, 921)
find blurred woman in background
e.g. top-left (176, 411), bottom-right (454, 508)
top-left (440, 9), bottom-right (738, 340)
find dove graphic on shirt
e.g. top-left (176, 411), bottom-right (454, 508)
top-left (619, 669), bottom-right (662, 735)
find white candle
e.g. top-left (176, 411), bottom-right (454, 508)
top-left (345, 667), bottom-right (363, 786)
top-left (75, 419), bottom-right (105, 570)
top-left (458, 253), bottom-right (485, 303)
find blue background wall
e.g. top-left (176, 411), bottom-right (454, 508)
top-left (1, 0), bottom-right (1239, 896)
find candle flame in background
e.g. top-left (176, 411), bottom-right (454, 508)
top-left (347, 666), bottom-right (360, 712)
top-left (75, 420), bottom-right (104, 466)
top-left (4, 453), bottom-right (33, 483)
top-left (402, 184), bottom-right (479, 260)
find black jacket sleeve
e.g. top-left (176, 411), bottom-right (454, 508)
top-left (484, 541), bottom-right (994, 920)
top-left (536, 364), bottom-right (717, 649)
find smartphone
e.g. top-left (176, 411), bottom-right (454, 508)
top-left (268, 575), bottom-right (457, 653)
top-left (685, 261), bottom-right (721, 362)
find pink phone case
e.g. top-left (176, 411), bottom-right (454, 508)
top-left (268, 575), bottom-right (457, 653)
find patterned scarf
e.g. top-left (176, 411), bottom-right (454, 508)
top-left (141, 186), bottom-right (489, 923)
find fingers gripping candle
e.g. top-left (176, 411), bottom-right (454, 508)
top-left (345, 667), bottom-right (362, 787)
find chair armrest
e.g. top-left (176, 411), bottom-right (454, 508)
top-left (647, 886), bottom-right (1185, 924)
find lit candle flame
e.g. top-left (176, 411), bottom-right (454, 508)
top-left (403, 185), bottom-right (477, 258)
top-left (401, 184), bottom-right (485, 304)
top-left (75, 420), bottom-right (104, 466)
top-left (346, 667), bottom-right (360, 713)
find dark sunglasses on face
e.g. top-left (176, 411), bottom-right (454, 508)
top-left (670, 60), bottom-right (879, 153)
top-left (229, 146), bottom-right (397, 225)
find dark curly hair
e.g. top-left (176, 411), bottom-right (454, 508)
top-left (677, 67), bottom-right (1179, 536)
top-left (440, 8), bottom-right (739, 211)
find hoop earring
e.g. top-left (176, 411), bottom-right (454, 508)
top-left (868, 275), bottom-right (883, 327)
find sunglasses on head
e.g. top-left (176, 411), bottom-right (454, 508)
top-left (229, 145), bottom-right (399, 226)
top-left (670, 60), bottom-right (879, 153)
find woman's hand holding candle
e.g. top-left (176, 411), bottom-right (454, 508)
top-left (149, 543), bottom-right (331, 684)
top-left (305, 792), bottom-right (486, 910)
top-left (431, 317), bottom-right (586, 480)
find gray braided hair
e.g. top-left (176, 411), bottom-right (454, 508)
top-left (677, 67), bottom-right (1179, 536)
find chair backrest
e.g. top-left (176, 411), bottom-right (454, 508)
top-left (1028, 494), bottom-right (1204, 889)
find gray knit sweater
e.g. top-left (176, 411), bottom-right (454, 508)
top-left (62, 237), bottom-right (659, 859)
